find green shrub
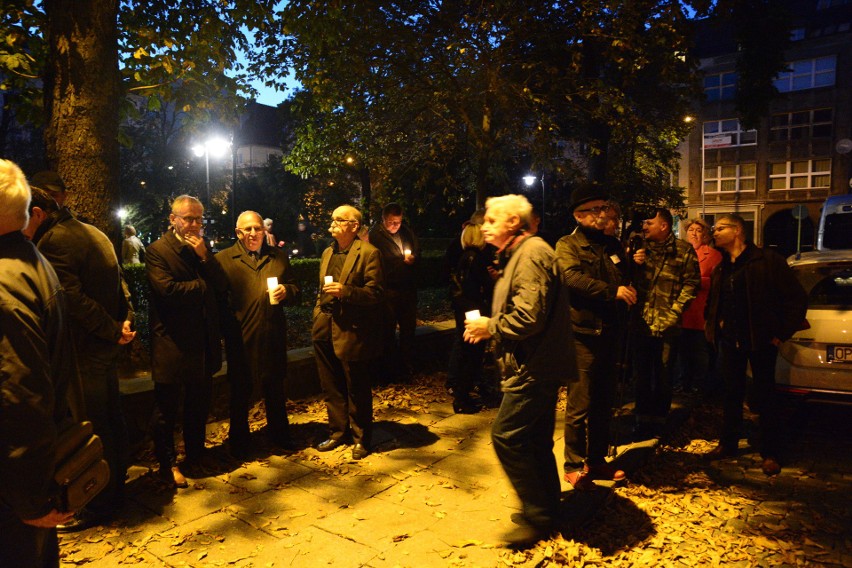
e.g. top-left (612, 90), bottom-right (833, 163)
top-left (122, 248), bottom-right (451, 353)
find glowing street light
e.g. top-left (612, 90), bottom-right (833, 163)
top-left (523, 174), bottom-right (546, 229)
top-left (191, 137), bottom-right (231, 210)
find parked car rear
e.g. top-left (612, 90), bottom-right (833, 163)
top-left (775, 250), bottom-right (852, 404)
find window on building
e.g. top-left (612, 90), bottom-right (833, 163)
top-left (704, 71), bottom-right (737, 102)
top-left (770, 108), bottom-right (833, 141)
top-left (703, 163), bottom-right (757, 193)
top-left (790, 28), bottom-right (806, 41)
top-left (769, 159), bottom-right (832, 190)
top-left (703, 119), bottom-right (757, 147)
top-left (773, 56), bottom-right (836, 92)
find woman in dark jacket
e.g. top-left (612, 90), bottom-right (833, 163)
top-left (446, 223), bottom-right (494, 413)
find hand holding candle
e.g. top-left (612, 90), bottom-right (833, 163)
top-left (463, 310), bottom-right (491, 344)
top-left (403, 248), bottom-right (413, 264)
top-left (267, 277), bottom-right (279, 305)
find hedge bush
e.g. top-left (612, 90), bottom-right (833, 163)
top-left (122, 250), bottom-right (450, 350)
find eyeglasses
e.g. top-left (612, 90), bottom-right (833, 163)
top-left (712, 224), bottom-right (735, 233)
top-left (575, 205), bottom-right (611, 215)
top-left (237, 226), bottom-right (264, 235)
top-left (175, 214), bottom-right (203, 225)
top-left (331, 218), bottom-right (357, 225)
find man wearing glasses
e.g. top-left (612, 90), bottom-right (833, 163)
top-left (704, 214), bottom-right (806, 476)
top-left (556, 183), bottom-right (636, 490)
top-left (313, 205), bottom-right (384, 460)
top-left (146, 195), bottom-right (227, 487)
top-left (631, 207), bottom-right (699, 440)
top-left (217, 211), bottom-right (299, 459)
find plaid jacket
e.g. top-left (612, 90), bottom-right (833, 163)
top-left (632, 232), bottom-right (700, 337)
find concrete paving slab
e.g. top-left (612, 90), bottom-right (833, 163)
top-left (224, 485), bottom-right (340, 535)
top-left (140, 509), bottom-right (280, 566)
top-left (220, 456), bottom-right (315, 494)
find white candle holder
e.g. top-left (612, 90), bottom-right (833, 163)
top-left (267, 277), bottom-right (279, 305)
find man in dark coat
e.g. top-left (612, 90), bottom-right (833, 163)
top-left (0, 159), bottom-right (77, 567)
top-left (23, 183), bottom-right (136, 530)
top-left (217, 211), bottom-right (300, 458)
top-left (464, 194), bottom-right (577, 547)
top-left (313, 205), bottom-right (384, 460)
top-left (556, 184), bottom-right (636, 490)
top-left (704, 213), bottom-right (807, 476)
top-left (146, 195), bottom-right (226, 487)
top-left (368, 202), bottom-right (419, 379)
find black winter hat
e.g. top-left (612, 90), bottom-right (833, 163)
top-left (31, 170), bottom-right (67, 195)
top-left (568, 182), bottom-right (609, 213)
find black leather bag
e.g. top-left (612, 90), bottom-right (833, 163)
top-left (54, 421), bottom-right (110, 512)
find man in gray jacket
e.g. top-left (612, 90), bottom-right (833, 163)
top-left (465, 194), bottom-right (577, 547)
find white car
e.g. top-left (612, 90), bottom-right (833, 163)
top-left (775, 250), bottom-right (852, 403)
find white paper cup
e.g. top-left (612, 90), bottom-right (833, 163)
top-left (324, 275), bottom-right (333, 285)
top-left (465, 310), bottom-right (481, 320)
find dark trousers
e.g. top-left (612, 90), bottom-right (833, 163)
top-left (151, 378), bottom-right (212, 468)
top-left (675, 328), bottom-right (714, 393)
top-left (716, 339), bottom-right (781, 458)
top-left (77, 348), bottom-right (128, 516)
top-left (491, 383), bottom-right (561, 529)
top-left (381, 287), bottom-right (417, 376)
top-left (446, 310), bottom-right (486, 399)
top-left (313, 338), bottom-right (374, 446)
top-left (228, 364), bottom-right (289, 446)
top-left (563, 331), bottom-right (617, 472)
top-left (0, 513), bottom-right (58, 568)
top-left (632, 332), bottom-right (679, 420)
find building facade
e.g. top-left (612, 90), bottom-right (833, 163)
top-left (679, 1), bottom-right (852, 255)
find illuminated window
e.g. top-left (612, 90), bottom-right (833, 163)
top-left (769, 159), bottom-right (831, 190)
top-left (703, 163), bottom-right (756, 194)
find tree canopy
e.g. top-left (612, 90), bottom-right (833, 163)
top-left (250, 0), bottom-right (707, 223)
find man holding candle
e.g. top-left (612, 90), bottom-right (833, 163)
top-left (464, 194), bottom-right (576, 546)
top-left (368, 202), bottom-right (420, 380)
top-left (217, 211), bottom-right (300, 458)
top-left (313, 205), bottom-right (384, 460)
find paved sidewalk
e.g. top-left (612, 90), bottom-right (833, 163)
top-left (59, 393), bottom-right (852, 567)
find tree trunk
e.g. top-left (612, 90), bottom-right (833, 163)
top-left (43, 0), bottom-right (120, 236)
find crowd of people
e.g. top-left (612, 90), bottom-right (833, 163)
top-left (1, 157), bottom-right (809, 565)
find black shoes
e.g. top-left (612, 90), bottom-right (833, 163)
top-left (56, 509), bottom-right (110, 533)
top-left (351, 443), bottom-right (369, 460)
top-left (452, 398), bottom-right (480, 414)
top-left (317, 437), bottom-right (345, 452)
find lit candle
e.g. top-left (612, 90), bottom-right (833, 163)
top-left (324, 275), bottom-right (334, 285)
top-left (465, 310), bottom-right (481, 321)
top-left (404, 248), bottom-right (412, 260)
top-left (267, 277), bottom-right (279, 305)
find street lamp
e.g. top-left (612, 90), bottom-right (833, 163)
top-left (191, 137), bottom-right (231, 211)
top-left (523, 174), bottom-right (546, 228)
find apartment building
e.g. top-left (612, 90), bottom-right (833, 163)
top-left (679, 0), bottom-right (852, 255)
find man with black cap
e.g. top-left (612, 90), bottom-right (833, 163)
top-left (555, 184), bottom-right (636, 490)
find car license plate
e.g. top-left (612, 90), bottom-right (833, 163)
top-left (827, 345), bottom-right (852, 363)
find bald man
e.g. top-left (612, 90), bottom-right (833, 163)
top-left (312, 205), bottom-right (384, 460)
top-left (216, 211), bottom-right (300, 458)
